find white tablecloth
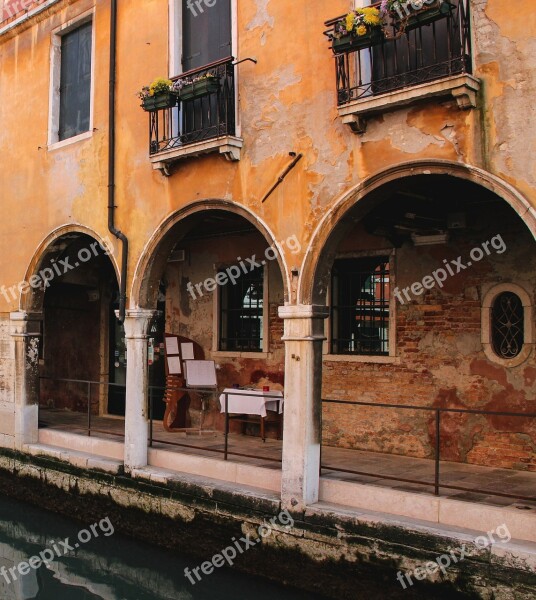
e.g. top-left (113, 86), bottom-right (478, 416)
top-left (219, 389), bottom-right (284, 418)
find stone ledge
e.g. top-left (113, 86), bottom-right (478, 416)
top-left (150, 135), bottom-right (243, 175)
top-left (24, 443), bottom-right (123, 474)
top-left (338, 74), bottom-right (481, 134)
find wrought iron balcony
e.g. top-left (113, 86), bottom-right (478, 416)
top-left (147, 57), bottom-right (239, 166)
top-left (324, 0), bottom-right (476, 122)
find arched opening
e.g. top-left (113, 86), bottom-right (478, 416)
top-left (133, 205), bottom-right (288, 470)
top-left (308, 172), bottom-right (536, 504)
top-left (25, 231), bottom-right (123, 439)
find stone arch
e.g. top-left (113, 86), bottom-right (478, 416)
top-left (131, 199), bottom-right (290, 309)
top-left (300, 160), bottom-right (536, 305)
top-left (21, 224), bottom-right (120, 314)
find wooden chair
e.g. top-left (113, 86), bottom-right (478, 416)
top-left (162, 335), bottom-right (205, 432)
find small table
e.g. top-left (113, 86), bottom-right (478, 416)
top-left (219, 389), bottom-right (284, 442)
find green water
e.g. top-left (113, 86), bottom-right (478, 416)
top-left (0, 496), bottom-right (326, 600)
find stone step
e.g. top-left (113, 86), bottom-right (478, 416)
top-left (24, 443), bottom-right (123, 474)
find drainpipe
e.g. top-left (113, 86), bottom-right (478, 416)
top-left (108, 0), bottom-right (128, 323)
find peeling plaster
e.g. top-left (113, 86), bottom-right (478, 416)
top-left (363, 110), bottom-right (447, 154)
top-left (246, 0), bottom-right (274, 30)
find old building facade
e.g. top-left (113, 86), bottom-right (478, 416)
top-left (1, 0), bottom-right (535, 571)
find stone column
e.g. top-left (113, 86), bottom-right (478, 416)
top-left (122, 309), bottom-right (156, 471)
top-left (11, 311), bottom-right (42, 451)
top-left (278, 305), bottom-right (328, 512)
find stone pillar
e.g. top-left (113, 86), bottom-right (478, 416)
top-left (122, 309), bottom-right (156, 471)
top-left (278, 305), bottom-right (328, 511)
top-left (11, 311), bottom-right (42, 451)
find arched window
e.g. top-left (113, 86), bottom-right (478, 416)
top-left (491, 292), bottom-right (524, 359)
top-left (482, 284), bottom-right (533, 367)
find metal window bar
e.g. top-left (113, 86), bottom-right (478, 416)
top-left (325, 0), bottom-right (472, 105)
top-left (321, 398), bottom-right (536, 501)
top-left (149, 57), bottom-right (236, 156)
top-left (331, 259), bottom-right (390, 355)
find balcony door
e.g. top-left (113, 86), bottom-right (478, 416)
top-left (182, 0), bottom-right (231, 72)
top-left (179, 0), bottom-right (232, 143)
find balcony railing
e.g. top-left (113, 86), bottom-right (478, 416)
top-left (325, 0), bottom-right (472, 106)
top-left (148, 57), bottom-right (236, 156)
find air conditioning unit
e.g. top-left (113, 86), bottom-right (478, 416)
top-left (411, 232), bottom-right (450, 246)
top-left (168, 249), bottom-right (186, 263)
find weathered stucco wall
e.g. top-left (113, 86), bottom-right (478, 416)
top-left (0, 0), bottom-right (535, 463)
top-left (0, 0), bottom-right (535, 316)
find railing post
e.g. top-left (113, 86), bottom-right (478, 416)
top-left (224, 392), bottom-right (229, 461)
top-left (434, 409), bottom-right (441, 496)
top-left (87, 381), bottom-right (92, 437)
top-left (149, 386), bottom-right (153, 448)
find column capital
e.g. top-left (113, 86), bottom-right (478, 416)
top-left (119, 309), bottom-right (160, 339)
top-left (10, 311), bottom-right (42, 336)
top-left (278, 305), bottom-right (329, 320)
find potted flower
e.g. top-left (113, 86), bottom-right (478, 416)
top-left (172, 72), bottom-right (221, 101)
top-left (382, 0), bottom-right (454, 32)
top-left (138, 77), bottom-right (177, 112)
top-left (332, 7), bottom-right (383, 53)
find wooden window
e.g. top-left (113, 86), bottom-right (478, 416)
top-left (59, 21), bottom-right (92, 141)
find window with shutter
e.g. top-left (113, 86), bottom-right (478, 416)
top-left (182, 0), bottom-right (231, 72)
top-left (59, 21), bottom-right (92, 141)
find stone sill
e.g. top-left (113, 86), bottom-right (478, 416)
top-left (150, 135), bottom-right (243, 174)
top-left (323, 354), bottom-right (400, 364)
top-left (212, 350), bottom-right (271, 359)
top-left (338, 74), bottom-right (481, 134)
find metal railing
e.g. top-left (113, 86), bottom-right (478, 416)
top-left (39, 377), bottom-right (283, 465)
top-left (321, 398), bottom-right (536, 501)
top-left (148, 388), bottom-right (283, 464)
top-left (39, 377), bottom-right (127, 439)
top-left (149, 56), bottom-right (236, 156)
top-left (324, 0), bottom-right (472, 105)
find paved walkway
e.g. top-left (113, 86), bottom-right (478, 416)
top-left (39, 409), bottom-right (536, 510)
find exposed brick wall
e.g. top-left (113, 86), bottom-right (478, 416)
top-left (322, 208), bottom-right (536, 472)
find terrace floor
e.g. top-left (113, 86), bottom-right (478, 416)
top-left (39, 408), bottom-right (536, 511)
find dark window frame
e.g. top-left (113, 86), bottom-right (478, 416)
top-left (491, 291), bottom-right (525, 360)
top-left (330, 255), bottom-right (392, 356)
top-left (218, 265), bottom-right (265, 352)
top-left (58, 19), bottom-right (93, 142)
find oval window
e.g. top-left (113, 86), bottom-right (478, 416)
top-left (491, 292), bottom-right (524, 359)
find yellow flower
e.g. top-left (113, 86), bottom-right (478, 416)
top-left (363, 13), bottom-right (381, 26)
top-left (357, 24), bottom-right (368, 36)
top-left (148, 77), bottom-right (172, 96)
top-left (361, 7), bottom-right (381, 25)
top-left (345, 13), bottom-right (355, 32)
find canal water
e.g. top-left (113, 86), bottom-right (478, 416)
top-left (0, 496), bottom-right (327, 600)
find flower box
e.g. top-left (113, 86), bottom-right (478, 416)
top-left (177, 78), bottom-right (221, 101)
top-left (141, 92), bottom-right (177, 112)
top-left (332, 29), bottom-right (384, 53)
top-left (404, 1), bottom-right (454, 31)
